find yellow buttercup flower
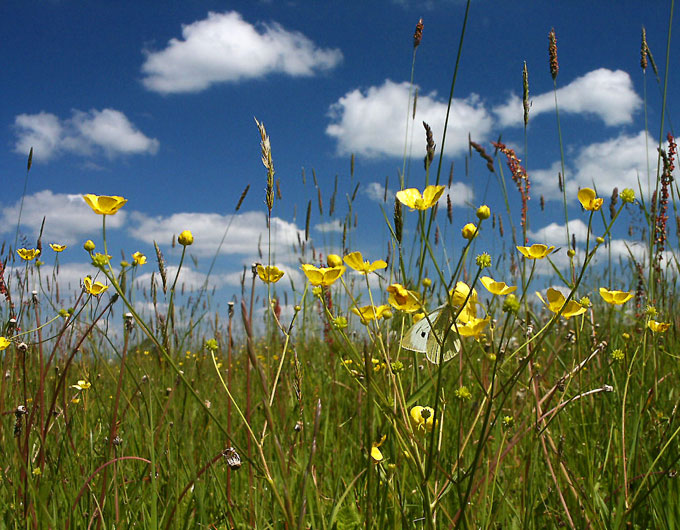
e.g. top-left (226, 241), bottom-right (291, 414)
top-left (648, 320), bottom-right (671, 333)
top-left (132, 252), bottom-right (147, 266)
top-left (410, 406), bottom-right (435, 433)
top-left (0, 337), bottom-right (11, 350)
top-left (395, 185), bottom-right (445, 211)
top-left (83, 276), bottom-right (109, 296)
top-left (599, 287), bottom-right (633, 305)
top-left (449, 282), bottom-right (478, 323)
top-left (17, 248), bottom-right (40, 261)
top-left (178, 230), bottom-right (194, 246)
top-left (82, 194), bottom-right (127, 215)
top-left (371, 434), bottom-right (387, 462)
top-left (577, 188), bottom-right (604, 211)
top-left (455, 316), bottom-right (490, 339)
top-left (71, 380), bottom-right (91, 390)
top-left (386, 283), bottom-right (421, 313)
top-left (536, 288), bottom-right (586, 319)
top-left (301, 264), bottom-right (345, 287)
top-left (517, 244), bottom-right (555, 260)
top-left (351, 304), bottom-right (391, 324)
top-left (257, 265), bottom-right (284, 284)
top-left (450, 281), bottom-right (478, 308)
top-left (49, 243), bottom-right (67, 252)
top-left (480, 276), bottom-right (517, 296)
top-left (343, 251), bottom-right (387, 274)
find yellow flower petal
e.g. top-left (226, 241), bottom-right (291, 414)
top-left (49, 243), bottom-right (67, 252)
top-left (648, 320), bottom-right (671, 333)
top-left (537, 288), bottom-right (586, 319)
top-left (301, 264), bottom-right (345, 287)
top-left (83, 194), bottom-right (127, 215)
top-left (343, 251), bottom-right (386, 274)
top-left (387, 283), bottom-right (421, 312)
top-left (396, 185), bottom-right (445, 210)
top-left (132, 252), bottom-right (147, 266)
top-left (599, 287), bottom-right (633, 305)
top-left (577, 188), bottom-right (604, 211)
top-left (257, 265), bottom-right (284, 284)
top-left (480, 276), bottom-right (517, 296)
top-left (455, 316), bottom-right (490, 339)
top-left (17, 248), bottom-right (40, 261)
top-left (517, 244), bottom-right (555, 259)
top-left (83, 276), bottom-right (109, 296)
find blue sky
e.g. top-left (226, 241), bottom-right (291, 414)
top-left (1, 1), bottom-right (677, 312)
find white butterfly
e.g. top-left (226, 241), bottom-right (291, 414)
top-left (400, 306), bottom-right (461, 364)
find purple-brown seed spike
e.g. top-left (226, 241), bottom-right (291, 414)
top-left (610, 187), bottom-right (618, 220)
top-left (423, 122), bottom-right (435, 170)
top-left (414, 18), bottom-right (424, 49)
top-left (540, 195), bottom-right (545, 211)
top-left (394, 198), bottom-right (403, 244)
top-left (447, 194), bottom-right (453, 224)
top-left (558, 172), bottom-right (563, 193)
top-left (641, 27), bottom-right (648, 70)
top-left (435, 225), bottom-right (439, 246)
top-left (498, 216), bottom-right (504, 238)
top-left (549, 28), bottom-right (559, 80)
top-left (522, 61), bottom-right (530, 127)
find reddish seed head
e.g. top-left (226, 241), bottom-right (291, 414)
top-left (414, 18), bottom-right (423, 48)
top-left (549, 28), bottom-right (559, 80)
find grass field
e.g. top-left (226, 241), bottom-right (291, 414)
top-left (2, 9), bottom-right (680, 530)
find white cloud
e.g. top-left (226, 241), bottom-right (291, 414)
top-left (315, 219), bottom-right (343, 233)
top-left (365, 181), bottom-right (394, 203)
top-left (442, 183), bottom-right (474, 207)
top-left (141, 11), bottom-right (342, 94)
top-left (532, 131), bottom-right (656, 200)
top-left (0, 190), bottom-right (126, 244)
top-left (128, 210), bottom-right (304, 259)
top-left (326, 79), bottom-right (493, 158)
top-left (494, 68), bottom-right (641, 127)
top-left (528, 219), bottom-right (590, 247)
top-left (14, 109), bottom-right (159, 162)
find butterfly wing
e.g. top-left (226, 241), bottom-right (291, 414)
top-left (401, 308), bottom-right (441, 354)
top-left (401, 306), bottom-right (461, 365)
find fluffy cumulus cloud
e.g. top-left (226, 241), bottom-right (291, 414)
top-left (14, 109), bottom-right (159, 162)
top-left (326, 79), bottom-right (493, 158)
top-left (141, 11), bottom-right (342, 94)
top-left (529, 219), bottom-right (590, 247)
top-left (441, 182), bottom-right (474, 207)
top-left (494, 68), bottom-right (641, 127)
top-left (531, 131), bottom-right (658, 200)
top-left (315, 219), bottom-right (343, 233)
top-left (364, 181), bottom-right (395, 203)
top-left (128, 210), bottom-right (304, 259)
top-left (0, 190), bottom-right (126, 244)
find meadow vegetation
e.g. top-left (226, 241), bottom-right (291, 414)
top-left (2, 8), bottom-right (680, 530)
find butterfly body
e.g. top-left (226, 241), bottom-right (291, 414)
top-left (401, 305), bottom-right (461, 364)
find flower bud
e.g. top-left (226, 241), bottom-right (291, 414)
top-left (84, 240), bottom-right (95, 252)
top-left (461, 223), bottom-right (478, 240)
top-left (327, 254), bottom-right (343, 267)
top-left (178, 230), bottom-right (194, 246)
top-left (476, 205), bottom-right (491, 220)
